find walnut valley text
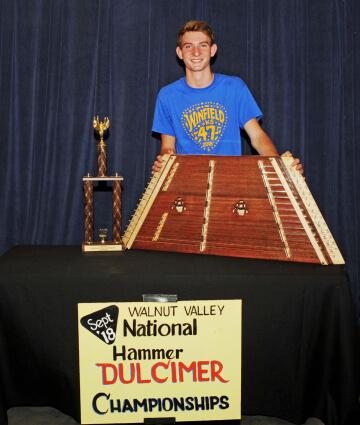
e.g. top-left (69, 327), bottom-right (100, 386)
top-left (127, 304), bottom-right (225, 317)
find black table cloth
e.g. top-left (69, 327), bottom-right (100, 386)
top-left (0, 246), bottom-right (359, 425)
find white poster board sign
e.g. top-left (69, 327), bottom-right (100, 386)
top-left (78, 300), bottom-right (242, 424)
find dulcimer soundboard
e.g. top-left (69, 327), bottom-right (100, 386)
top-left (122, 155), bottom-right (344, 265)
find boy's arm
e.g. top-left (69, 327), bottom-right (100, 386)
top-left (152, 134), bottom-right (176, 173)
top-left (244, 118), bottom-right (303, 173)
top-left (244, 118), bottom-right (278, 155)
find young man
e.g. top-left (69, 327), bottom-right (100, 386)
top-left (152, 20), bottom-right (302, 173)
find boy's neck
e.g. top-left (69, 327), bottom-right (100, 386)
top-left (185, 68), bottom-right (214, 88)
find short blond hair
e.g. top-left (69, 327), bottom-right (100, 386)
top-left (177, 20), bottom-right (215, 47)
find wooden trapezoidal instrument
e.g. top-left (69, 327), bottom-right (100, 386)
top-left (122, 155), bottom-right (344, 265)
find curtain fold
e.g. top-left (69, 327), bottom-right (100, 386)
top-left (0, 0), bottom-right (359, 318)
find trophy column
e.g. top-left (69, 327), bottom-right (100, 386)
top-left (112, 177), bottom-right (122, 244)
top-left (82, 116), bottom-right (124, 252)
top-left (83, 179), bottom-right (94, 244)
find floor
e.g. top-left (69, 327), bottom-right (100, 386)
top-left (7, 406), bottom-right (324, 425)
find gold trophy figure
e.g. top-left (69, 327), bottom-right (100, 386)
top-left (82, 116), bottom-right (123, 252)
top-left (93, 116), bottom-right (110, 177)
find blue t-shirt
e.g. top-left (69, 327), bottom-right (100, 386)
top-left (152, 74), bottom-right (263, 155)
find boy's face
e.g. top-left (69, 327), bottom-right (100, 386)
top-left (176, 31), bottom-right (217, 73)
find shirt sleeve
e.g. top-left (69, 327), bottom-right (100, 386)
top-left (152, 90), bottom-right (175, 136)
top-left (237, 82), bottom-right (263, 128)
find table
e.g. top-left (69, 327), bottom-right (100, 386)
top-left (0, 246), bottom-right (359, 425)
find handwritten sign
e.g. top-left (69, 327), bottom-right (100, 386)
top-left (78, 300), bottom-right (242, 423)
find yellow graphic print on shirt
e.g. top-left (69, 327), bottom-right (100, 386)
top-left (181, 102), bottom-right (228, 152)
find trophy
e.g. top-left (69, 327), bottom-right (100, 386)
top-left (82, 116), bottom-right (123, 252)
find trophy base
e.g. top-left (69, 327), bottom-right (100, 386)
top-left (82, 242), bottom-right (124, 252)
